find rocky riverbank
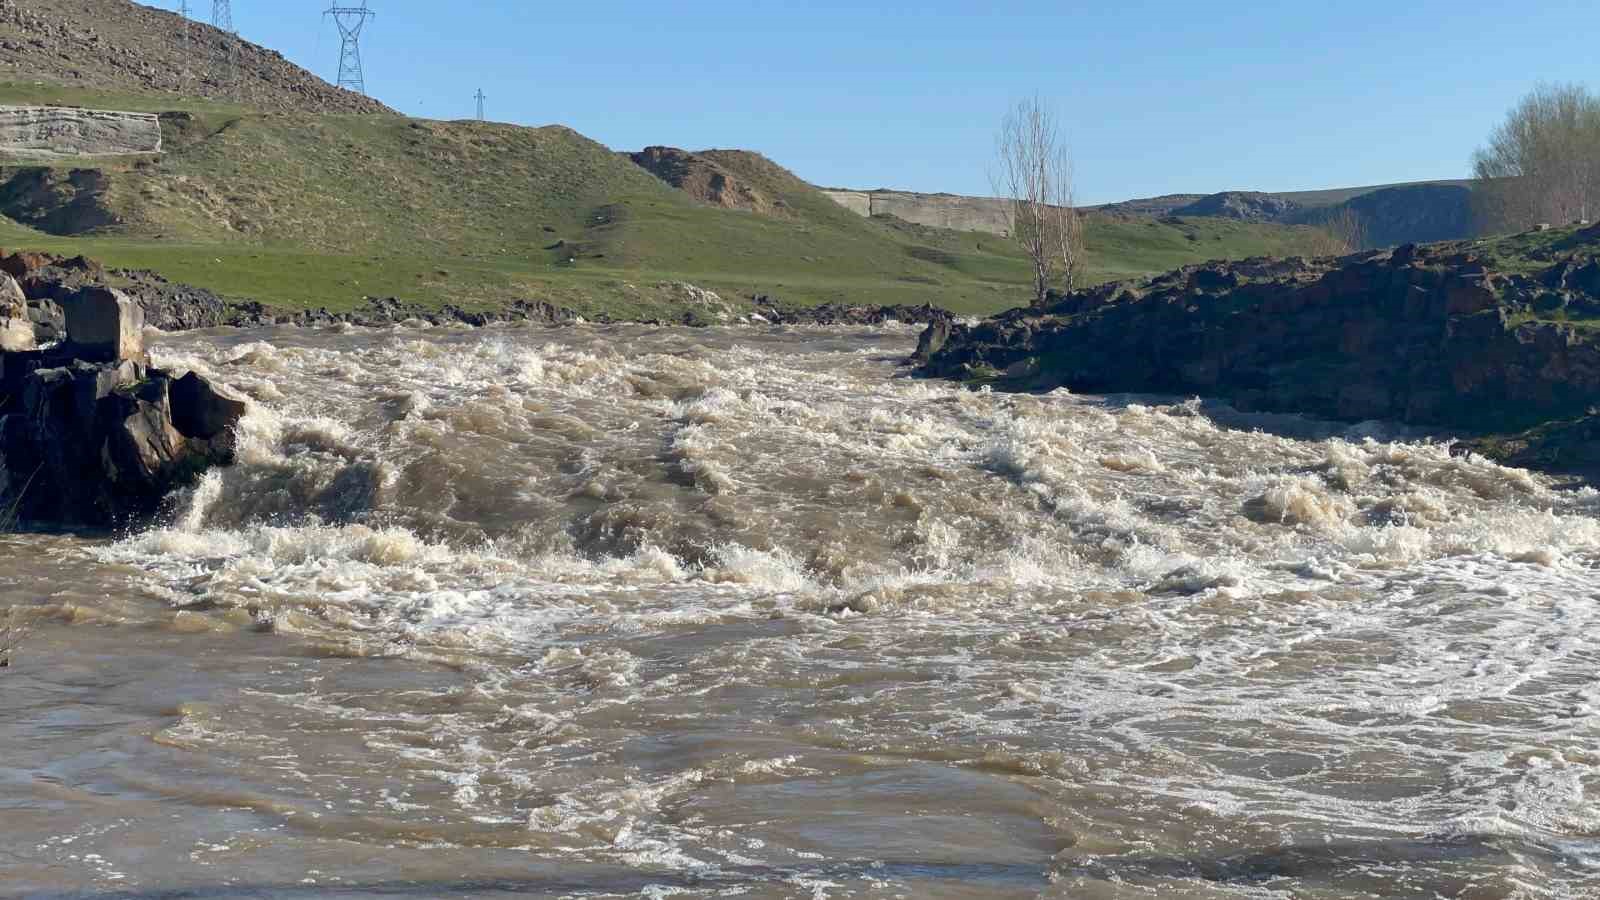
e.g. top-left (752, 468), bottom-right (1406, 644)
top-left (0, 271), bottom-right (245, 528)
top-left (4, 250), bottom-right (957, 332)
top-left (917, 224), bottom-right (1600, 477)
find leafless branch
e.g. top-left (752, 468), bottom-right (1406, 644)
top-left (1473, 83), bottom-right (1600, 231)
top-left (993, 97), bottom-right (1084, 306)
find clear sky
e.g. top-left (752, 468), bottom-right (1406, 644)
top-left (215, 0), bottom-right (1595, 204)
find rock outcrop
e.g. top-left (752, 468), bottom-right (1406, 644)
top-left (0, 167), bottom-right (118, 235)
top-left (917, 229), bottom-right (1600, 439)
top-left (0, 106), bottom-right (162, 159)
top-left (820, 188), bottom-right (1014, 235)
top-left (629, 147), bottom-right (779, 215)
top-left (0, 281), bottom-right (245, 528)
top-left (0, 271), bottom-right (33, 351)
top-left (1174, 192), bottom-right (1301, 222)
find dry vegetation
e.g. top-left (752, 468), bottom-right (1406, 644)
top-left (1474, 83), bottom-right (1600, 231)
top-left (0, 605), bottom-right (27, 668)
top-left (1303, 206), bottom-right (1370, 256)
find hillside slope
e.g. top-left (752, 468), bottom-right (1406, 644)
top-left (0, 0), bottom-right (389, 114)
top-left (0, 80), bottom-right (1344, 316)
top-left (881, 179), bottom-right (1482, 250)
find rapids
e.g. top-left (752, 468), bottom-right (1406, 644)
top-left (3, 321), bottom-right (1600, 898)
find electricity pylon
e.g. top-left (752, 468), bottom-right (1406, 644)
top-left (211, 1), bottom-right (238, 100)
top-left (324, 2), bottom-right (375, 95)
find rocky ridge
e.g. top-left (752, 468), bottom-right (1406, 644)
top-left (917, 224), bottom-right (1600, 475)
top-left (1172, 191), bottom-right (1301, 222)
top-left (0, 0), bottom-right (391, 115)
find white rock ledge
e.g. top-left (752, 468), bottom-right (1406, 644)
top-left (0, 106), bottom-right (162, 159)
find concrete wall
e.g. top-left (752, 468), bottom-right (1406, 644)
top-left (822, 188), bottom-right (1012, 235)
top-left (0, 107), bottom-right (162, 159)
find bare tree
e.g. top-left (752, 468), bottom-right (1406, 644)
top-left (1473, 83), bottom-right (1600, 231)
top-left (993, 97), bottom-right (1084, 307)
top-left (1304, 206), bottom-right (1368, 256)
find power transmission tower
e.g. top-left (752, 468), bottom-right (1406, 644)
top-left (475, 88), bottom-right (486, 122)
top-left (324, 2), bottom-right (375, 95)
top-left (211, 1), bottom-right (239, 101)
top-left (174, 1), bottom-right (194, 92)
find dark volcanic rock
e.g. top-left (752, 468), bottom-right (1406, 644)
top-left (918, 238), bottom-right (1600, 437)
top-left (245, 296), bottom-right (586, 329)
top-left (754, 299), bottom-right (955, 328)
top-left (0, 281), bottom-right (247, 528)
top-left (169, 371), bottom-right (248, 440)
top-left (0, 350), bottom-right (244, 527)
top-left (1462, 415), bottom-right (1600, 478)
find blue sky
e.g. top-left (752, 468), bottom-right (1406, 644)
top-left (214, 0), bottom-right (1595, 204)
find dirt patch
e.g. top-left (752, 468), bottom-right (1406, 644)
top-left (628, 146), bottom-right (782, 215)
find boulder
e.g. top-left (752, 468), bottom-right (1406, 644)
top-left (0, 358), bottom-right (244, 527)
top-left (0, 318), bottom-right (35, 352)
top-left (0, 273), bottom-right (34, 352)
top-left (913, 318), bottom-right (953, 362)
top-left (62, 286), bottom-right (144, 362)
top-left (170, 371), bottom-right (248, 439)
top-left (0, 272), bottom-right (24, 314)
top-left (26, 298), bottom-right (64, 344)
top-left (0, 251), bottom-right (58, 281)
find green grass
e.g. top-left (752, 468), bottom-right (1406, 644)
top-left (0, 82), bottom-right (1350, 317)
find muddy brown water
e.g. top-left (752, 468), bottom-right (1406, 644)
top-left (2, 322), bottom-right (1600, 898)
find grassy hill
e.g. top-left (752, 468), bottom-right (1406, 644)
top-left (0, 84), bottom-right (1347, 317)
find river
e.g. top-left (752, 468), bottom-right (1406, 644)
top-left (2, 322), bottom-right (1599, 898)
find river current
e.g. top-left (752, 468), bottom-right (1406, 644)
top-left (3, 322), bottom-right (1600, 898)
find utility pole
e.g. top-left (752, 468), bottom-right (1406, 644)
top-left (211, 0), bottom-right (231, 31)
top-left (324, 2), bottom-right (376, 95)
top-left (475, 88), bottom-right (486, 122)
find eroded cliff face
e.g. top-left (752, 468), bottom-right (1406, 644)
top-left (0, 106), bottom-right (161, 159)
top-left (821, 189), bottom-right (1013, 235)
top-left (628, 147), bottom-right (780, 214)
top-left (917, 227), bottom-right (1600, 437)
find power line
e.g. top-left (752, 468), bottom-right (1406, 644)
top-left (323, 2), bottom-right (375, 95)
top-left (475, 88), bottom-right (486, 122)
top-left (211, 0), bottom-right (232, 31)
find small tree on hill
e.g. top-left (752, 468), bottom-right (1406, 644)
top-left (1473, 83), bottom-right (1600, 231)
top-left (994, 97), bottom-right (1084, 306)
top-left (1304, 206), bottom-right (1369, 256)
